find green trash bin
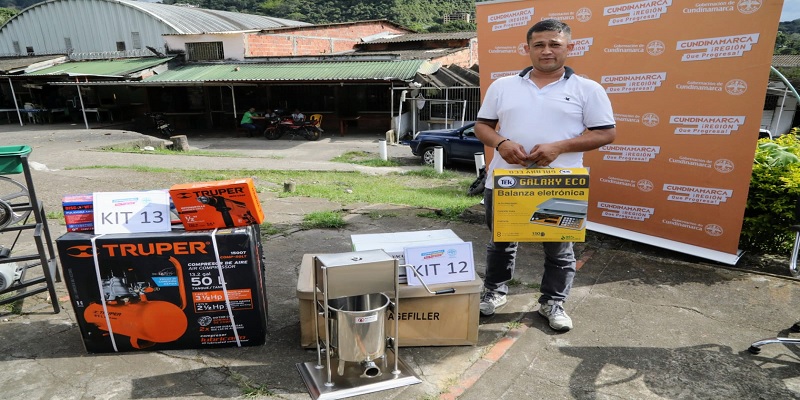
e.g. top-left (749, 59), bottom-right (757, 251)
top-left (0, 145), bottom-right (31, 175)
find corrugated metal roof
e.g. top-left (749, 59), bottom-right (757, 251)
top-left (117, 0), bottom-right (311, 33)
top-left (349, 48), bottom-right (466, 61)
top-left (254, 19), bottom-right (409, 34)
top-left (0, 55), bottom-right (66, 73)
top-left (0, 0), bottom-right (311, 56)
top-left (25, 57), bottom-right (173, 77)
top-left (773, 54), bottom-right (800, 68)
top-left (363, 32), bottom-right (476, 44)
top-left (142, 60), bottom-right (425, 83)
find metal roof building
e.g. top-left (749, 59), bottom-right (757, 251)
top-left (0, 0), bottom-right (309, 58)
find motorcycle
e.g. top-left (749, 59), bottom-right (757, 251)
top-left (144, 112), bottom-right (175, 137)
top-left (263, 113), bottom-right (322, 141)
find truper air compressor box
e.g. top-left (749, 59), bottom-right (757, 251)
top-left (56, 225), bottom-right (267, 353)
top-left (492, 168), bottom-right (590, 242)
top-left (169, 178), bottom-right (264, 231)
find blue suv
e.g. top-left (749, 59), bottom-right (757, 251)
top-left (407, 122), bottom-right (485, 165)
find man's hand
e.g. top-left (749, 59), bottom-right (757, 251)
top-left (528, 143), bottom-right (561, 167)
top-left (498, 140), bottom-right (530, 167)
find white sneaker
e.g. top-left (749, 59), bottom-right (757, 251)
top-left (479, 290), bottom-right (507, 316)
top-left (538, 300), bottom-right (573, 331)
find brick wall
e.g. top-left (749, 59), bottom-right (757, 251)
top-left (470, 38), bottom-right (478, 67)
top-left (433, 49), bottom-right (473, 69)
top-left (246, 22), bottom-right (409, 57)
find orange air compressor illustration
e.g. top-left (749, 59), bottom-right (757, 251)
top-left (197, 195), bottom-right (258, 228)
top-left (83, 256), bottom-right (188, 349)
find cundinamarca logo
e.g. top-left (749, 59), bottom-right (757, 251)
top-left (669, 115), bottom-right (745, 135)
top-left (599, 144), bottom-right (660, 162)
top-left (487, 7), bottom-right (534, 31)
top-left (569, 37), bottom-right (594, 57)
top-left (601, 72), bottom-right (667, 93)
top-left (676, 33), bottom-right (759, 61)
top-left (604, 0), bottom-right (672, 26)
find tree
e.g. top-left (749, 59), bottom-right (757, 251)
top-left (775, 31), bottom-right (800, 55)
top-left (0, 7), bottom-right (17, 25)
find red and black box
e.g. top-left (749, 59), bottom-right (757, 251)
top-left (56, 225), bottom-right (267, 353)
top-left (62, 194), bottom-right (94, 232)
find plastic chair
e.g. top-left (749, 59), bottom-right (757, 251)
top-left (309, 114), bottom-right (323, 127)
top-left (23, 103), bottom-right (37, 124)
top-left (749, 198), bottom-right (800, 354)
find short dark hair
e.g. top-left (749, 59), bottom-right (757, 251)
top-left (526, 19), bottom-right (571, 42)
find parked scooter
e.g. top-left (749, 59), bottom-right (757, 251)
top-left (144, 112), bottom-right (175, 137)
top-left (263, 111), bottom-right (322, 141)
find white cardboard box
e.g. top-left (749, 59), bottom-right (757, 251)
top-left (297, 254), bottom-right (481, 348)
top-left (351, 229), bottom-right (464, 282)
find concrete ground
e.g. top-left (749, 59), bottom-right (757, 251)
top-left (0, 122), bottom-right (799, 400)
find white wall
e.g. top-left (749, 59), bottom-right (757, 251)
top-left (163, 33), bottom-right (247, 60)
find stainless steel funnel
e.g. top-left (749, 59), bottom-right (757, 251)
top-left (327, 292), bottom-right (390, 376)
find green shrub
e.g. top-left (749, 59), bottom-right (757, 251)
top-left (741, 129), bottom-right (800, 253)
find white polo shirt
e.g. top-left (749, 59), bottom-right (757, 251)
top-left (478, 66), bottom-right (615, 189)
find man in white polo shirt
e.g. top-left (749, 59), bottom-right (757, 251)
top-left (474, 19), bottom-right (616, 331)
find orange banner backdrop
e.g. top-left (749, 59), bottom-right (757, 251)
top-left (476, 0), bottom-right (784, 264)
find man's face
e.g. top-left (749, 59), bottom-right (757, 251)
top-left (524, 30), bottom-right (573, 74)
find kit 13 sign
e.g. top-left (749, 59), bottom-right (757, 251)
top-left (92, 191), bottom-right (171, 234)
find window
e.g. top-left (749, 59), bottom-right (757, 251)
top-left (116, 41), bottom-right (126, 51)
top-left (131, 32), bottom-right (141, 49)
top-left (12, 41), bottom-right (20, 54)
top-left (186, 42), bottom-right (224, 61)
top-left (764, 94), bottom-right (779, 111)
top-left (64, 37), bottom-right (72, 51)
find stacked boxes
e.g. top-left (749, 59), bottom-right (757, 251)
top-left (57, 225), bottom-right (267, 353)
top-left (297, 254), bottom-right (481, 348)
top-left (62, 191), bottom-right (181, 233)
top-left (62, 194), bottom-right (94, 232)
top-left (170, 178), bottom-right (264, 231)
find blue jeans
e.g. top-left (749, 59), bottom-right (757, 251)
top-left (483, 189), bottom-right (576, 304)
top-left (240, 123), bottom-right (258, 135)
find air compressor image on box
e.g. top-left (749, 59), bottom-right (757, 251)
top-left (83, 256), bottom-right (188, 349)
top-left (196, 195), bottom-right (258, 228)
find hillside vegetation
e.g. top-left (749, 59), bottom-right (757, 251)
top-left (0, 1), bottom-right (797, 43)
top-left (162, 0), bottom-right (476, 32)
top-left (778, 19), bottom-right (800, 54)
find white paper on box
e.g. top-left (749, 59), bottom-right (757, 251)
top-left (92, 191), bottom-right (171, 234)
top-left (403, 242), bottom-right (475, 286)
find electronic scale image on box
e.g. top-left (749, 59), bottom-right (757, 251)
top-left (529, 198), bottom-right (588, 230)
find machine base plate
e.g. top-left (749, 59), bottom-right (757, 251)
top-left (296, 351), bottom-right (421, 400)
